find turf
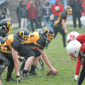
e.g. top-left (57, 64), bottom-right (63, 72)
top-left (1, 27), bottom-right (85, 85)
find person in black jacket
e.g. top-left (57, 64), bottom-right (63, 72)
top-left (69, 0), bottom-right (84, 29)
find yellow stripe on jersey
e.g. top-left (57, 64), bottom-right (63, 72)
top-left (5, 34), bottom-right (14, 48)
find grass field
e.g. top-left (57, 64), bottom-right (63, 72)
top-left (1, 27), bottom-right (85, 85)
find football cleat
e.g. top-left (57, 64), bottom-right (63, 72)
top-left (6, 77), bottom-right (16, 82)
top-left (29, 71), bottom-right (40, 76)
top-left (21, 73), bottom-right (30, 79)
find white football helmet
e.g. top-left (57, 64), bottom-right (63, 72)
top-left (67, 31), bottom-right (79, 43)
top-left (66, 40), bottom-right (81, 58)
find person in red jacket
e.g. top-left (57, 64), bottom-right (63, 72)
top-left (52, 0), bottom-right (63, 21)
top-left (81, 0), bottom-right (85, 16)
top-left (27, 0), bottom-right (33, 31)
top-left (28, 2), bottom-right (38, 31)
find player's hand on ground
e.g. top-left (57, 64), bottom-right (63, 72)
top-left (51, 68), bottom-right (58, 75)
top-left (47, 68), bottom-right (58, 76)
top-left (17, 76), bottom-right (21, 83)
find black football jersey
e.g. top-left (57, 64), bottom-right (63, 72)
top-left (55, 11), bottom-right (67, 25)
top-left (0, 29), bottom-right (7, 37)
top-left (11, 34), bottom-right (23, 51)
top-left (25, 32), bottom-right (46, 50)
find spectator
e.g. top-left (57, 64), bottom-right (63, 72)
top-left (43, 1), bottom-right (52, 27)
top-left (35, 1), bottom-right (44, 28)
top-left (16, 0), bottom-right (24, 28)
top-left (69, 0), bottom-right (84, 29)
top-left (27, 0), bottom-right (33, 31)
top-left (28, 2), bottom-right (38, 31)
top-left (20, 2), bottom-right (28, 28)
top-left (81, 0), bottom-right (85, 16)
top-left (0, 4), bottom-right (9, 20)
top-left (50, 4), bottom-right (54, 29)
top-left (52, 0), bottom-right (63, 22)
top-left (27, 0), bottom-right (33, 9)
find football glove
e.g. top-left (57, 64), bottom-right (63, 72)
top-left (16, 76), bottom-right (21, 83)
top-left (18, 56), bottom-right (25, 62)
top-left (73, 75), bottom-right (78, 81)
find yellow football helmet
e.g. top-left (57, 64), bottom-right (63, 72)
top-left (0, 19), bottom-right (12, 33)
top-left (65, 6), bottom-right (72, 15)
top-left (42, 27), bottom-right (54, 41)
top-left (16, 28), bottom-right (29, 42)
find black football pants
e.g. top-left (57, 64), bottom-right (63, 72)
top-left (78, 67), bottom-right (85, 85)
top-left (53, 24), bottom-right (66, 47)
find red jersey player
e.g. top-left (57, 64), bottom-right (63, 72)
top-left (67, 32), bottom-right (85, 81)
top-left (67, 40), bottom-right (85, 85)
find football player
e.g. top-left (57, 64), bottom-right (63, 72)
top-left (53, 6), bottom-right (72, 48)
top-left (20, 27), bottom-right (58, 78)
top-left (19, 29), bottom-right (44, 74)
top-left (5, 27), bottom-right (58, 82)
top-left (5, 28), bottom-right (29, 82)
top-left (34, 29), bottom-right (44, 71)
top-left (0, 19), bottom-right (16, 82)
top-left (0, 19), bottom-right (12, 37)
top-left (67, 32), bottom-right (85, 81)
top-left (0, 37), bottom-right (15, 85)
top-left (67, 40), bottom-right (85, 85)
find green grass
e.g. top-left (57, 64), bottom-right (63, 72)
top-left (1, 27), bottom-right (85, 85)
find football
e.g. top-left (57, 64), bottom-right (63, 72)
top-left (47, 70), bottom-right (58, 76)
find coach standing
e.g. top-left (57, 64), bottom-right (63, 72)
top-left (69, 0), bottom-right (84, 29)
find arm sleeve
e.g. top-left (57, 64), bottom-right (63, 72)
top-left (59, 4), bottom-right (63, 12)
top-left (52, 5), bottom-right (56, 13)
top-left (75, 57), bottom-right (82, 75)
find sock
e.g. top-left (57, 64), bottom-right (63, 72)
top-left (23, 70), bottom-right (28, 74)
top-left (20, 62), bottom-right (25, 71)
top-left (30, 65), bottom-right (36, 72)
